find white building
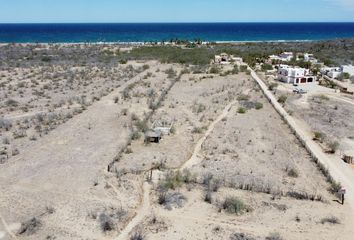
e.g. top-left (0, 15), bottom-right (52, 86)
top-left (277, 65), bottom-right (316, 84)
top-left (341, 65), bottom-right (354, 77)
top-left (320, 67), bottom-right (342, 79)
top-left (269, 52), bottom-right (294, 62)
top-left (303, 53), bottom-right (318, 64)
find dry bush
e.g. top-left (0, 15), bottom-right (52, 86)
top-left (204, 191), bottom-right (212, 204)
top-left (266, 232), bottom-right (283, 240)
top-left (130, 229), bottom-right (145, 240)
top-left (18, 218), bottom-right (42, 235)
top-left (221, 197), bottom-right (250, 215)
top-left (230, 233), bottom-right (255, 240)
top-left (99, 213), bottom-right (115, 232)
top-left (286, 191), bottom-right (322, 202)
top-left (0, 118), bottom-right (12, 130)
top-left (321, 216), bottom-right (340, 225)
top-left (158, 191), bottom-right (186, 210)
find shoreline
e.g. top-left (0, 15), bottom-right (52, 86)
top-left (0, 39), bottom-right (318, 46)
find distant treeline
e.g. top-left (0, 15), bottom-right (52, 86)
top-left (119, 38), bottom-right (354, 66)
top-left (1, 38), bottom-right (354, 68)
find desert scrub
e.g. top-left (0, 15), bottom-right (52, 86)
top-left (318, 94), bottom-right (330, 101)
top-left (268, 82), bottom-right (278, 91)
top-left (277, 95), bottom-right (287, 104)
top-left (237, 94), bottom-right (250, 101)
top-left (159, 171), bottom-right (183, 190)
top-left (194, 103), bottom-right (206, 113)
top-left (313, 131), bottom-right (325, 142)
top-left (18, 218), bottom-right (42, 235)
top-left (158, 191), bottom-right (186, 210)
top-left (221, 197), bottom-right (250, 215)
top-left (130, 229), bottom-right (145, 240)
top-left (237, 107), bottom-right (247, 114)
top-left (239, 65), bottom-right (248, 72)
top-left (266, 232), bottom-right (283, 240)
top-left (131, 131), bottom-right (141, 140)
top-left (230, 233), bottom-right (255, 240)
top-left (158, 170), bottom-right (196, 191)
top-left (165, 67), bottom-right (177, 78)
top-left (255, 102), bottom-right (263, 110)
top-left (192, 126), bottom-right (205, 134)
top-left (99, 213), bottom-right (115, 232)
top-left (328, 140), bottom-right (340, 154)
top-left (209, 66), bottom-right (220, 74)
top-left (170, 125), bottom-right (176, 134)
top-left (286, 167), bottom-right (299, 178)
top-left (321, 216), bottom-right (340, 225)
top-left (261, 63), bottom-right (273, 71)
top-left (204, 191), bottom-right (213, 204)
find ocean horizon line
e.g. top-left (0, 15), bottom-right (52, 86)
top-left (1, 22), bottom-right (354, 43)
top-left (1, 22), bottom-right (354, 24)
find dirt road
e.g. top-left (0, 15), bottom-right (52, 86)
top-left (251, 68), bottom-right (354, 210)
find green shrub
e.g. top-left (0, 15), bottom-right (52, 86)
top-left (328, 141), bottom-right (340, 154)
top-left (255, 102), bottom-right (263, 110)
top-left (261, 63), bottom-right (273, 71)
top-left (278, 95), bottom-right (287, 104)
top-left (160, 171), bottom-right (183, 190)
top-left (222, 197), bottom-right (250, 215)
top-left (287, 168), bottom-right (299, 178)
top-left (237, 94), bottom-right (250, 101)
top-left (209, 66), bottom-right (220, 74)
top-left (318, 94), bottom-right (330, 101)
top-left (237, 107), bottom-right (246, 114)
top-left (330, 181), bottom-right (342, 194)
top-left (313, 131), bottom-right (325, 142)
top-left (268, 83), bottom-right (278, 91)
top-left (192, 127), bottom-right (204, 134)
top-left (240, 65), bottom-right (248, 72)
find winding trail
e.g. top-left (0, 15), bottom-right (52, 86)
top-left (115, 100), bottom-right (238, 239)
top-left (116, 182), bottom-right (151, 240)
top-left (180, 100), bottom-right (237, 170)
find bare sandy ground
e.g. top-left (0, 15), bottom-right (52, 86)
top-left (1, 44), bottom-right (353, 240)
top-left (0, 62), bottom-right (176, 239)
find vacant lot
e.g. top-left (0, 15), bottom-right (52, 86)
top-left (0, 44), bottom-right (353, 240)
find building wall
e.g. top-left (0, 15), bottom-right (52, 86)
top-left (342, 65), bottom-right (354, 76)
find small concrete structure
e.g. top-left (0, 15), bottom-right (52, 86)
top-left (152, 120), bottom-right (174, 135)
top-left (343, 151), bottom-right (354, 164)
top-left (214, 53), bottom-right (243, 65)
top-left (144, 129), bottom-right (162, 143)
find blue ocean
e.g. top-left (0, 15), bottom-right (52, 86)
top-left (0, 23), bottom-right (354, 43)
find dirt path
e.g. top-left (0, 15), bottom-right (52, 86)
top-left (251, 68), bottom-right (354, 210)
top-left (115, 100), bottom-right (238, 239)
top-left (116, 182), bottom-right (151, 240)
top-left (180, 100), bottom-right (237, 170)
